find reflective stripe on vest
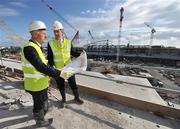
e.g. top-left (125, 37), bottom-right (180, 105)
top-left (49, 38), bottom-right (71, 69)
top-left (24, 73), bottom-right (46, 78)
top-left (22, 42), bottom-right (49, 91)
top-left (54, 57), bottom-right (70, 62)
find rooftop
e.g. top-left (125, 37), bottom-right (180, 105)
top-left (0, 75), bottom-right (180, 129)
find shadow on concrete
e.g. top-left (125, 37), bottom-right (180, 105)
top-left (0, 81), bottom-right (23, 91)
top-left (18, 123), bottom-right (56, 129)
top-left (0, 108), bottom-right (32, 128)
top-left (0, 81), bottom-right (179, 129)
top-left (63, 87), bottom-right (179, 129)
top-left (67, 105), bottom-right (123, 129)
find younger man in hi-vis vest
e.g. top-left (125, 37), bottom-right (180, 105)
top-left (22, 20), bottom-right (64, 127)
top-left (47, 20), bottom-right (83, 108)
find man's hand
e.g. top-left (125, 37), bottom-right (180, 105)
top-left (60, 70), bottom-right (74, 80)
top-left (80, 50), bottom-right (86, 56)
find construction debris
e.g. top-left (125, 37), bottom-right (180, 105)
top-left (0, 80), bottom-right (180, 129)
top-left (88, 60), bottom-right (180, 106)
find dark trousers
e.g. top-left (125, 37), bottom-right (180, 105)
top-left (55, 75), bottom-right (78, 91)
top-left (27, 88), bottom-right (48, 113)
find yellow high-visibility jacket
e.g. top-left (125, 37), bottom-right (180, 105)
top-left (22, 42), bottom-right (49, 91)
top-left (48, 38), bottom-right (71, 69)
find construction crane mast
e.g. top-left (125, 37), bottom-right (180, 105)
top-left (88, 30), bottom-right (94, 42)
top-left (71, 31), bottom-right (79, 45)
top-left (116, 7), bottom-right (124, 62)
top-left (144, 22), bottom-right (156, 56)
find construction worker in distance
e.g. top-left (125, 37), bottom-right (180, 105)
top-left (47, 20), bottom-right (84, 108)
top-left (22, 20), bottom-right (66, 127)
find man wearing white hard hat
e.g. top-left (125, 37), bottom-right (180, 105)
top-left (47, 20), bottom-right (83, 108)
top-left (22, 20), bottom-right (63, 127)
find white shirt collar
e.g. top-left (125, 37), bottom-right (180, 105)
top-left (55, 37), bottom-right (64, 43)
top-left (36, 41), bottom-right (42, 48)
top-left (31, 39), bottom-right (42, 47)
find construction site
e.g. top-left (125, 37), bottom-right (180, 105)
top-left (0, 48), bottom-right (180, 129)
top-left (0, 0), bottom-right (180, 129)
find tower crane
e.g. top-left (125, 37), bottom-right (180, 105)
top-left (116, 7), bottom-right (124, 62)
top-left (88, 30), bottom-right (94, 42)
top-left (71, 31), bottom-right (79, 45)
top-left (87, 30), bottom-right (110, 48)
top-left (144, 22), bottom-right (156, 56)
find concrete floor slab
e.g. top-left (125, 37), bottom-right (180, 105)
top-left (0, 80), bottom-right (180, 129)
top-left (76, 72), bottom-right (166, 105)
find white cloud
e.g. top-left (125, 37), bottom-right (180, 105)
top-left (0, 1), bottom-right (27, 17)
top-left (104, 0), bottom-right (125, 9)
top-left (0, 5), bottom-right (19, 16)
top-left (81, 11), bottom-right (85, 14)
top-left (9, 1), bottom-right (28, 8)
top-left (66, 0), bottom-right (180, 48)
top-left (92, 10), bottom-right (97, 14)
top-left (81, 8), bottom-right (107, 15)
top-left (86, 10), bottom-right (90, 13)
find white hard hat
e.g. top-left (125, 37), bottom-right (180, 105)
top-left (53, 20), bottom-right (63, 30)
top-left (28, 20), bottom-right (47, 32)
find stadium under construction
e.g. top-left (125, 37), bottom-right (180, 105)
top-left (74, 43), bottom-right (180, 67)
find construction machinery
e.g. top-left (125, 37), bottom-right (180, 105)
top-left (116, 7), bottom-right (124, 62)
top-left (84, 30), bottom-right (110, 50)
top-left (71, 31), bottom-right (80, 45)
top-left (88, 30), bottom-right (95, 42)
top-left (41, 0), bottom-right (80, 46)
top-left (144, 22), bottom-right (156, 56)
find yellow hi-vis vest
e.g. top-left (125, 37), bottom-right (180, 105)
top-left (48, 38), bottom-right (71, 69)
top-left (22, 42), bottom-right (49, 91)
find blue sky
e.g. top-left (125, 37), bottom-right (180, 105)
top-left (0, 0), bottom-right (180, 48)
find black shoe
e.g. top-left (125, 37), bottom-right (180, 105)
top-left (36, 118), bottom-right (53, 127)
top-left (44, 100), bottom-right (49, 116)
top-left (72, 89), bottom-right (84, 105)
top-left (60, 100), bottom-right (66, 108)
top-left (34, 110), bottom-right (53, 127)
top-left (74, 98), bottom-right (84, 105)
